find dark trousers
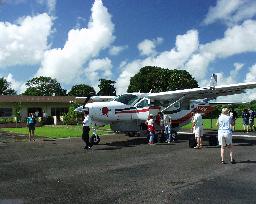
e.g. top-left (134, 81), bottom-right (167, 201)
top-left (82, 126), bottom-right (91, 148)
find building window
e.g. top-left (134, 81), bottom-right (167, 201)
top-left (0, 108), bottom-right (12, 117)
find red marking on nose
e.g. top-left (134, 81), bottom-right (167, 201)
top-left (102, 107), bottom-right (109, 116)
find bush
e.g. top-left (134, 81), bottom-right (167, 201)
top-left (63, 104), bottom-right (78, 125)
top-left (0, 117), bottom-right (16, 124)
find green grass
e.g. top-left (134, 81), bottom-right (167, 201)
top-left (1, 125), bottom-right (112, 139)
top-left (182, 118), bottom-right (245, 131)
top-left (0, 118), bottom-right (248, 139)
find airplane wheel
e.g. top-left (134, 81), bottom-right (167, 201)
top-left (127, 132), bottom-right (136, 137)
top-left (171, 131), bottom-right (177, 141)
top-left (90, 134), bottom-right (100, 145)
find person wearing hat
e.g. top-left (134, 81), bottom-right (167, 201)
top-left (145, 114), bottom-right (155, 145)
top-left (82, 110), bottom-right (92, 150)
top-left (216, 108), bottom-right (235, 164)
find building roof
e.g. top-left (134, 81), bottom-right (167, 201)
top-left (0, 95), bottom-right (85, 103)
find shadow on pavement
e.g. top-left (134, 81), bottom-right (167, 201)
top-left (236, 160), bottom-right (256, 164)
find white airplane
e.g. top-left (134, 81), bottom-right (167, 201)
top-left (75, 76), bottom-right (256, 143)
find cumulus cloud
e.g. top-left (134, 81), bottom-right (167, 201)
top-left (137, 37), bottom-right (163, 56)
top-left (116, 19), bottom-right (256, 95)
top-left (186, 20), bottom-right (256, 81)
top-left (0, 13), bottom-right (52, 68)
top-left (203, 0), bottom-right (256, 26)
top-left (5, 73), bottom-right (26, 93)
top-left (116, 30), bottom-right (199, 94)
top-left (109, 45), bottom-right (128, 56)
top-left (36, 0), bottom-right (115, 86)
top-left (245, 63), bottom-right (256, 82)
top-left (85, 58), bottom-right (112, 90)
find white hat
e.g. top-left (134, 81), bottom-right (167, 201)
top-left (147, 118), bottom-right (154, 125)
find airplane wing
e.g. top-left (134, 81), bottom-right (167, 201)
top-left (75, 96), bottom-right (116, 102)
top-left (148, 82), bottom-right (256, 102)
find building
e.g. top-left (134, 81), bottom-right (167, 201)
top-left (0, 95), bottom-right (84, 121)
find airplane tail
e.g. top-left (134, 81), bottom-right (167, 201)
top-left (209, 73), bottom-right (217, 89)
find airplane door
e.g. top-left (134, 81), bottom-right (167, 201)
top-left (148, 99), bottom-right (161, 117)
top-left (134, 98), bottom-right (160, 120)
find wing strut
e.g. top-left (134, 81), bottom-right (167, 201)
top-left (161, 95), bottom-right (186, 113)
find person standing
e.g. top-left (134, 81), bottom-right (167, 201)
top-left (216, 108), bottom-right (235, 164)
top-left (27, 113), bottom-right (36, 142)
top-left (192, 110), bottom-right (203, 149)
top-left (249, 109), bottom-right (255, 131)
top-left (229, 109), bottom-right (237, 131)
top-left (163, 114), bottom-right (172, 143)
top-left (242, 109), bottom-right (250, 133)
top-left (145, 114), bottom-right (155, 145)
top-left (82, 110), bottom-right (92, 150)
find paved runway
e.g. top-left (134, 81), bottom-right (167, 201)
top-left (1, 131), bottom-right (256, 203)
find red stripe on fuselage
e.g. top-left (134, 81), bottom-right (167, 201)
top-left (172, 105), bottom-right (214, 125)
top-left (116, 106), bottom-right (160, 114)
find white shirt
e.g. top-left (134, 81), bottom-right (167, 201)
top-left (218, 114), bottom-right (231, 131)
top-left (82, 115), bottom-right (91, 127)
top-left (163, 115), bottom-right (171, 126)
top-left (193, 113), bottom-right (203, 128)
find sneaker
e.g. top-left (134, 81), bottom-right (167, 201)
top-left (231, 159), bottom-right (236, 164)
top-left (194, 146), bottom-right (200, 149)
top-left (221, 160), bottom-right (226, 164)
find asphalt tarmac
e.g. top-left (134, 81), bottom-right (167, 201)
top-left (1, 131), bottom-right (256, 204)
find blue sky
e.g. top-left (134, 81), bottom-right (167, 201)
top-left (1, 0), bottom-right (256, 101)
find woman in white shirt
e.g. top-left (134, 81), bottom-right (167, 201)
top-left (216, 108), bottom-right (235, 164)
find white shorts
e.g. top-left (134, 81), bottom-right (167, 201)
top-left (194, 126), bottom-right (203, 138)
top-left (218, 130), bottom-right (232, 146)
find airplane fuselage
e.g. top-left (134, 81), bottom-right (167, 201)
top-left (83, 98), bottom-right (214, 132)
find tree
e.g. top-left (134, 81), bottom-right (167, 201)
top-left (97, 79), bottom-right (116, 96)
top-left (0, 77), bottom-right (16, 95)
top-left (127, 66), bottom-right (199, 93)
top-left (63, 103), bottom-right (78, 125)
top-left (23, 76), bottom-right (66, 96)
top-left (68, 84), bottom-right (96, 97)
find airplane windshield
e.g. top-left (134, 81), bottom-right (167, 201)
top-left (114, 94), bottom-right (139, 105)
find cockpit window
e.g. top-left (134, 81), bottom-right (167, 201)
top-left (136, 99), bottom-right (149, 108)
top-left (114, 94), bottom-right (139, 105)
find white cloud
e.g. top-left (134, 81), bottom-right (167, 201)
top-left (245, 63), bottom-right (256, 82)
top-left (0, 13), bottom-right (52, 68)
top-left (203, 0), bottom-right (256, 26)
top-left (36, 0), bottom-right (115, 86)
top-left (116, 30), bottom-right (199, 94)
top-left (137, 37), bottom-right (163, 56)
top-left (115, 20), bottom-right (256, 95)
top-left (109, 45), bottom-right (128, 56)
top-left (47, 0), bottom-right (56, 15)
top-left (186, 20), bottom-right (256, 81)
top-left (5, 73), bottom-right (26, 94)
top-left (36, 0), bottom-right (56, 15)
top-left (85, 58), bottom-right (112, 91)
